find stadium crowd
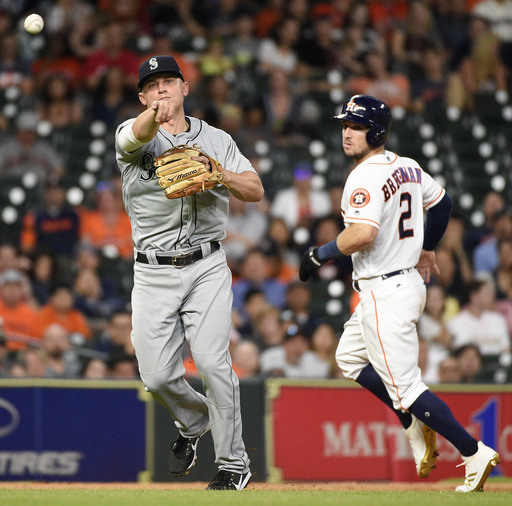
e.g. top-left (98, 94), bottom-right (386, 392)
top-left (0, 0), bottom-right (511, 383)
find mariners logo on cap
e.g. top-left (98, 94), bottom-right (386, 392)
top-left (350, 188), bottom-right (370, 208)
top-left (149, 57), bottom-right (158, 70)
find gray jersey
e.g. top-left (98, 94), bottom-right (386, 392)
top-left (115, 116), bottom-right (257, 254)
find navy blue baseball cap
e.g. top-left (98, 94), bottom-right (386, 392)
top-left (138, 55), bottom-right (184, 89)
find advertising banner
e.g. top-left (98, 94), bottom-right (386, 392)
top-left (0, 379), bottom-right (150, 482)
top-left (266, 380), bottom-right (512, 482)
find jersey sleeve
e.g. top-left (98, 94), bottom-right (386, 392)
top-left (421, 168), bottom-right (445, 210)
top-left (213, 126), bottom-right (256, 175)
top-left (342, 168), bottom-right (384, 229)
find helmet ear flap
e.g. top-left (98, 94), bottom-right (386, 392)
top-left (367, 125), bottom-right (386, 147)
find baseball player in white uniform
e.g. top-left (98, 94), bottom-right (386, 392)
top-left (300, 95), bottom-right (500, 492)
top-left (115, 55), bottom-right (263, 490)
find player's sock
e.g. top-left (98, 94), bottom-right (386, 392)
top-left (356, 364), bottom-right (413, 429)
top-left (409, 390), bottom-right (478, 457)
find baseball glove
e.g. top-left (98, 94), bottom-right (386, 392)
top-left (154, 144), bottom-right (226, 199)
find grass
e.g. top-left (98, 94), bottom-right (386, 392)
top-left (0, 488), bottom-right (512, 506)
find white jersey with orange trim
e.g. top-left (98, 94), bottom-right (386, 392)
top-left (341, 150), bottom-right (444, 280)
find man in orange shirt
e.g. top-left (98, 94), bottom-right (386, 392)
top-left (0, 269), bottom-right (41, 351)
top-left (79, 181), bottom-right (133, 260)
top-left (38, 284), bottom-right (92, 342)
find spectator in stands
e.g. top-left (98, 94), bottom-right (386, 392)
top-left (410, 46), bottom-right (456, 114)
top-left (0, 111), bottom-right (65, 182)
top-left (36, 72), bottom-right (84, 130)
top-left (83, 20), bottom-right (139, 92)
top-left (19, 176), bottom-right (80, 282)
top-left (258, 18), bottom-right (301, 75)
top-left (342, 1), bottom-right (382, 58)
top-left (447, 278), bottom-right (510, 357)
top-left (307, 215), bottom-right (352, 283)
top-left (440, 213), bottom-right (474, 285)
top-left (232, 248), bottom-right (287, 314)
top-left (140, 27), bottom-right (201, 92)
top-left (232, 101), bottom-right (273, 160)
top-left (473, 208), bottom-right (512, 274)
top-left (266, 217), bottom-right (301, 269)
top-left (0, 269), bottom-right (40, 352)
top-left (92, 310), bottom-right (135, 361)
top-left (40, 322), bottom-right (81, 378)
top-left (432, 0), bottom-right (472, 71)
top-left (476, 268), bottom-right (512, 348)
top-left (224, 194), bottom-right (268, 270)
top-left (465, 191), bottom-right (505, 256)
top-left (495, 238), bottom-right (512, 304)
top-left (281, 281), bottom-right (322, 338)
top-left (454, 344), bottom-right (484, 383)
top-left (346, 50), bottom-right (411, 110)
top-left (418, 284), bottom-right (453, 384)
top-left (72, 244), bottom-right (121, 306)
top-left (90, 66), bottom-right (139, 131)
top-left (38, 284), bottom-right (92, 343)
top-left (15, 348), bottom-right (47, 378)
top-left (390, 0), bottom-right (444, 79)
top-left (0, 244), bottom-right (19, 275)
top-left (310, 322), bottom-right (338, 378)
top-left (260, 324), bottom-right (330, 378)
top-left (225, 12), bottom-right (261, 105)
top-left (0, 330), bottom-right (10, 377)
top-left (199, 74), bottom-right (243, 132)
top-left (72, 267), bottom-right (124, 330)
top-left (81, 357), bottom-right (108, 379)
top-left (44, 0), bottom-right (95, 38)
top-left (107, 350), bottom-right (139, 379)
top-left (472, 0), bottom-right (512, 77)
top-left (258, 238), bottom-right (297, 284)
top-left (437, 355), bottom-right (462, 383)
top-left (252, 305), bottom-right (287, 351)
top-left (28, 250), bottom-right (55, 306)
top-left (233, 288), bottom-right (268, 341)
top-left (455, 14), bottom-right (507, 110)
top-left (270, 161), bottom-right (331, 230)
top-left (198, 38), bottom-right (234, 79)
top-left (31, 32), bottom-right (83, 91)
top-left (0, 31), bottom-right (34, 96)
top-left (295, 10), bottom-right (341, 72)
top-left (79, 180), bottom-right (133, 260)
top-left (231, 340), bottom-right (261, 378)
top-left (254, 0), bottom-right (284, 39)
top-left (431, 246), bottom-right (466, 306)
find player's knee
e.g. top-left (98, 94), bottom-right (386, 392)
top-left (140, 366), bottom-right (184, 393)
top-left (335, 351), bottom-right (360, 380)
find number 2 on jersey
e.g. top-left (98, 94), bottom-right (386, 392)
top-left (399, 192), bottom-right (414, 239)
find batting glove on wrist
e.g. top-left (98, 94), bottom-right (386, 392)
top-left (299, 247), bottom-right (324, 282)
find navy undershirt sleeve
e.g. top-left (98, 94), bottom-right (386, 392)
top-left (423, 193), bottom-right (453, 251)
top-left (317, 239), bottom-right (344, 261)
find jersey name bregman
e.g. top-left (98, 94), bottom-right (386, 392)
top-left (382, 166), bottom-right (422, 202)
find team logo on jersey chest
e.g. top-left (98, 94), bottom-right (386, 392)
top-left (350, 188), bottom-right (370, 208)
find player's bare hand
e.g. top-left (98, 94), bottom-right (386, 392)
top-left (415, 249), bottom-right (440, 284)
top-left (191, 154), bottom-right (211, 169)
top-left (151, 99), bottom-right (175, 124)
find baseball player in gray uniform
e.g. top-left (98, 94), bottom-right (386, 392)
top-left (300, 95), bottom-right (500, 492)
top-left (115, 55), bottom-right (263, 490)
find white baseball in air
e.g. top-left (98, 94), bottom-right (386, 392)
top-left (24, 14), bottom-right (44, 34)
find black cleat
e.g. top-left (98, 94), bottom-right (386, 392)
top-left (206, 469), bottom-right (252, 490)
top-left (168, 434), bottom-right (200, 477)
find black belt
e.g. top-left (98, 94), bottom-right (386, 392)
top-left (136, 242), bottom-right (220, 267)
top-left (354, 269), bottom-right (407, 291)
top-left (381, 269), bottom-right (406, 280)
